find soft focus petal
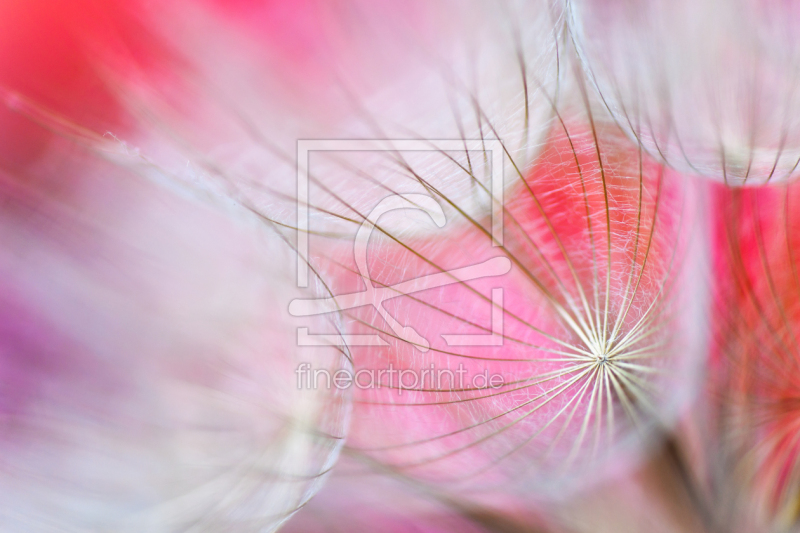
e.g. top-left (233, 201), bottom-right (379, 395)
top-left (0, 120), bottom-right (348, 532)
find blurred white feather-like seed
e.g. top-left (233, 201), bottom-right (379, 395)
top-left (569, 0), bottom-right (800, 185)
top-left (0, 97), bottom-right (350, 532)
top-left (309, 108), bottom-right (711, 499)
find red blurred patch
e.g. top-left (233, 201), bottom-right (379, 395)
top-left (711, 182), bottom-right (800, 520)
top-left (0, 0), bottom-right (167, 169)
